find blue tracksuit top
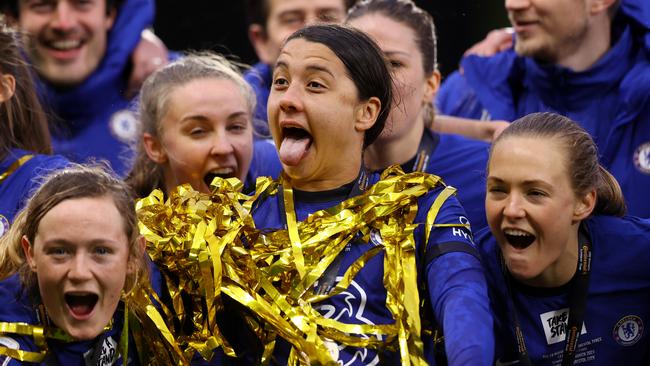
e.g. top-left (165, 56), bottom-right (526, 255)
top-left (243, 62), bottom-right (272, 137)
top-left (38, 0), bottom-right (154, 177)
top-left (476, 215), bottom-right (650, 365)
top-left (251, 171), bottom-right (494, 365)
top-left (436, 4), bottom-right (650, 218)
top-left (0, 149), bottom-right (69, 235)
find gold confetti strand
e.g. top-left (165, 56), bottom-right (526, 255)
top-left (282, 178), bottom-right (306, 280)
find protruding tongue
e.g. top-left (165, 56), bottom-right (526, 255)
top-left (66, 294), bottom-right (97, 316)
top-left (279, 136), bottom-right (312, 166)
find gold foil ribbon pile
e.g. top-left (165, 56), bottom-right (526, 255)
top-left (137, 166), bottom-right (461, 365)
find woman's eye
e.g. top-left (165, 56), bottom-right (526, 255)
top-left (273, 77), bottom-right (289, 87)
top-left (95, 247), bottom-right (111, 255)
top-left (307, 81), bottom-right (324, 89)
top-left (390, 60), bottom-right (404, 69)
top-left (190, 128), bottom-right (206, 136)
top-left (47, 247), bottom-right (68, 257)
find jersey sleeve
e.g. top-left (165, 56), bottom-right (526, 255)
top-left (419, 192), bottom-right (494, 366)
top-left (435, 70), bottom-right (486, 119)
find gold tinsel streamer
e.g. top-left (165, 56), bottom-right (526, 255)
top-left (137, 167), bottom-right (465, 365)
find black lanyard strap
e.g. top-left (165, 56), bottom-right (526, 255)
top-left (502, 224), bottom-right (592, 366)
top-left (403, 129), bottom-right (439, 173)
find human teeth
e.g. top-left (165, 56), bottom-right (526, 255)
top-left (50, 40), bottom-right (80, 50)
top-left (210, 168), bottom-right (233, 175)
top-left (503, 229), bottom-right (532, 236)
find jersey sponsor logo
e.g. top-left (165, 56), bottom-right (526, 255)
top-left (0, 215), bottom-right (9, 237)
top-left (539, 308), bottom-right (586, 345)
top-left (452, 216), bottom-right (473, 242)
top-left (633, 142), bottom-right (650, 174)
top-left (613, 315), bottom-right (644, 346)
top-left (109, 110), bottom-right (138, 143)
top-left (316, 278), bottom-right (380, 366)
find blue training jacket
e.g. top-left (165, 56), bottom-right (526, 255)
top-left (476, 215), bottom-right (650, 365)
top-left (38, 0), bottom-right (154, 177)
top-left (0, 149), bottom-right (69, 235)
top-left (243, 62), bottom-right (272, 137)
top-left (436, 2), bottom-right (650, 218)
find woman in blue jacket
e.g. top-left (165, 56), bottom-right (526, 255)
top-left (477, 112), bottom-right (650, 365)
top-left (0, 165), bottom-right (188, 365)
top-left (0, 23), bottom-right (69, 236)
top-left (346, 0), bottom-right (491, 232)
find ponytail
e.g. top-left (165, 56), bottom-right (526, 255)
top-left (594, 165), bottom-right (627, 216)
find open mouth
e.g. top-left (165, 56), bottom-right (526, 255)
top-left (279, 127), bottom-right (313, 166)
top-left (504, 229), bottom-right (536, 249)
top-left (203, 168), bottom-right (236, 187)
top-left (65, 293), bottom-right (98, 317)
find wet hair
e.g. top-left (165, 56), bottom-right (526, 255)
top-left (125, 52), bottom-right (256, 198)
top-left (0, 164), bottom-right (147, 299)
top-left (491, 112), bottom-right (627, 217)
top-left (1, 0), bottom-right (122, 18)
top-left (286, 24), bottom-right (393, 148)
top-left (244, 0), bottom-right (356, 30)
top-left (347, 0), bottom-right (438, 128)
top-left (0, 22), bottom-right (51, 160)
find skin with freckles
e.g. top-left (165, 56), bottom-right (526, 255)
top-left (485, 136), bottom-right (594, 287)
top-left (22, 196), bottom-right (130, 340)
top-left (143, 78), bottom-right (254, 194)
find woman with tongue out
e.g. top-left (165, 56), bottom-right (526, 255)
top-left (476, 112), bottom-right (650, 365)
top-left (0, 165), bottom-right (191, 365)
top-left (250, 23), bottom-right (494, 365)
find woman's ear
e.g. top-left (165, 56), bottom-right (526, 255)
top-left (21, 235), bottom-right (36, 272)
top-left (422, 70), bottom-right (441, 104)
top-left (0, 73), bottom-right (16, 103)
top-left (573, 188), bottom-right (597, 222)
top-left (354, 96), bottom-right (381, 133)
top-left (143, 133), bottom-right (167, 164)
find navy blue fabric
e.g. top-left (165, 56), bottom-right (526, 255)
top-left (436, 6), bottom-right (650, 218)
top-left (476, 215), bottom-right (650, 365)
top-left (251, 172), bottom-right (493, 365)
top-left (0, 149), bottom-right (69, 234)
top-left (38, 0), bottom-right (154, 176)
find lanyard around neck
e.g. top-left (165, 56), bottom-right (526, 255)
top-left (502, 225), bottom-right (592, 366)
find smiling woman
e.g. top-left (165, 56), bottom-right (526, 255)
top-left (0, 164), bottom-right (188, 365)
top-left (476, 112), bottom-right (650, 365)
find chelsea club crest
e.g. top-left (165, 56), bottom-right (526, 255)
top-left (0, 215), bottom-right (9, 237)
top-left (109, 110), bottom-right (139, 143)
top-left (613, 315), bottom-right (644, 346)
top-left (633, 142), bottom-right (650, 174)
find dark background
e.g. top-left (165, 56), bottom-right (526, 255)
top-left (153, 1), bottom-right (509, 78)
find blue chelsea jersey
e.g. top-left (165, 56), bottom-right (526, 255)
top-left (251, 171), bottom-right (494, 366)
top-left (476, 215), bottom-right (650, 365)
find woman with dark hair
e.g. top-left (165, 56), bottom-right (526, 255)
top-left (0, 22), bottom-right (68, 235)
top-left (347, 0), bottom-right (491, 232)
top-left (0, 165), bottom-right (188, 365)
top-left (478, 112), bottom-right (650, 365)
top-left (253, 23), bottom-right (493, 365)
